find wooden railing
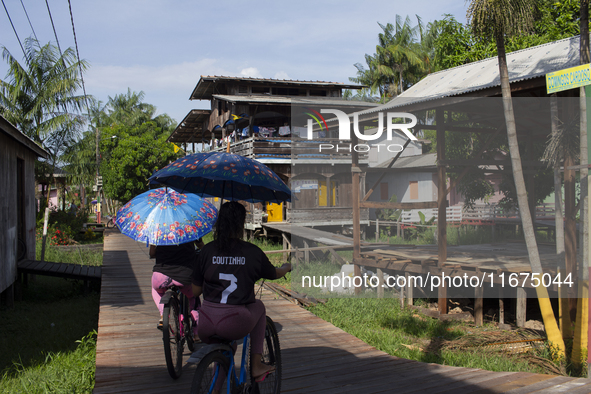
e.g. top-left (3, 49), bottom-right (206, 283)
top-left (287, 207), bottom-right (369, 223)
top-left (209, 136), bottom-right (368, 162)
top-left (397, 203), bottom-right (560, 224)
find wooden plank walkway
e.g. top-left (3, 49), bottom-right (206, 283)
top-left (94, 230), bottom-right (591, 393)
top-left (18, 259), bottom-right (102, 282)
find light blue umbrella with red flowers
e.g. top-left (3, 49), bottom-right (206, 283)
top-left (116, 188), bottom-right (217, 245)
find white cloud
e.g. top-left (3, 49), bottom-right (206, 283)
top-left (274, 71), bottom-right (290, 80)
top-left (84, 59), bottom-right (229, 92)
top-left (239, 67), bottom-right (263, 78)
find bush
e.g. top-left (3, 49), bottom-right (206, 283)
top-left (36, 210), bottom-right (90, 245)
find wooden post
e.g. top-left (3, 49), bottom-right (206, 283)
top-left (475, 281), bottom-right (484, 326)
top-left (499, 285), bottom-right (505, 325)
top-left (406, 272), bottom-right (413, 306)
top-left (516, 287), bottom-right (527, 328)
top-left (282, 233), bottom-right (288, 261)
top-left (436, 109), bottom-right (448, 315)
top-left (303, 240), bottom-right (309, 263)
top-left (40, 207), bottom-right (50, 262)
top-left (375, 219), bottom-right (379, 242)
top-left (400, 282), bottom-right (405, 308)
top-left (352, 133), bottom-right (362, 295)
top-left (377, 268), bottom-right (384, 299)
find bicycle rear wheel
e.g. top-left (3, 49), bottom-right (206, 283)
top-left (163, 296), bottom-right (183, 379)
top-left (250, 316), bottom-right (281, 394)
top-left (181, 294), bottom-right (196, 352)
top-left (190, 351), bottom-right (233, 394)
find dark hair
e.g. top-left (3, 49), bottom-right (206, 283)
top-left (214, 201), bottom-right (246, 253)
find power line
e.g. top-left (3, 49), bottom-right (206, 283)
top-left (67, 0), bottom-right (90, 111)
top-left (44, 0), bottom-right (63, 56)
top-left (19, 0), bottom-right (38, 42)
top-left (1, 0), bottom-right (26, 57)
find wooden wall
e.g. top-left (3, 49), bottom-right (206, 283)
top-left (0, 131), bottom-right (38, 294)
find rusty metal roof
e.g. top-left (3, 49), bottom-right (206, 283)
top-left (191, 75), bottom-right (366, 100)
top-left (358, 35), bottom-right (582, 115)
top-left (167, 109), bottom-right (211, 143)
top-left (213, 94), bottom-right (379, 107)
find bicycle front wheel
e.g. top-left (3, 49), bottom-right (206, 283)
top-left (190, 351), bottom-right (233, 394)
top-left (251, 316), bottom-right (282, 394)
top-left (163, 296), bottom-right (183, 379)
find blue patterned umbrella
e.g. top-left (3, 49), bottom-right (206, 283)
top-left (116, 188), bottom-right (217, 246)
top-left (149, 152), bottom-right (291, 203)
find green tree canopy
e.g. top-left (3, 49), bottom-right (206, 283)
top-left (99, 121), bottom-right (179, 202)
top-left (0, 38), bottom-right (88, 146)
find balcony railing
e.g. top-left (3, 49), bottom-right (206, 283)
top-left (209, 136), bottom-right (368, 163)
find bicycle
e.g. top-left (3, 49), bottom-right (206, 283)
top-left (106, 215), bottom-right (116, 229)
top-left (189, 315), bottom-right (281, 394)
top-left (161, 285), bottom-right (198, 379)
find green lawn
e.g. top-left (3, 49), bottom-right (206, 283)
top-left (0, 240), bottom-right (102, 393)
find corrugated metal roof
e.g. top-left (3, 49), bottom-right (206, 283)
top-left (192, 76), bottom-right (366, 100)
top-left (358, 35), bottom-right (582, 115)
top-left (213, 94), bottom-right (379, 107)
top-left (374, 152), bottom-right (436, 169)
top-left (199, 75), bottom-right (363, 87)
top-left (167, 109), bottom-right (211, 143)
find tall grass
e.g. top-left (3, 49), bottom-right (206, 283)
top-left (0, 331), bottom-right (96, 394)
top-left (0, 267), bottom-right (99, 393)
top-left (36, 241), bottom-right (103, 266)
top-left (308, 298), bottom-right (545, 374)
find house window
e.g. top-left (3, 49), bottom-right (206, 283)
top-left (251, 86), bottom-right (270, 94)
top-left (409, 181), bottom-right (418, 200)
top-left (238, 85), bottom-right (248, 94)
top-left (309, 89), bottom-right (327, 96)
top-left (380, 182), bottom-right (388, 200)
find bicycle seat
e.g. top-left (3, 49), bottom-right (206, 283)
top-left (205, 334), bottom-right (233, 345)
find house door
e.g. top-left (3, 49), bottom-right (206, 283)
top-left (318, 181), bottom-right (337, 207)
top-left (318, 181), bottom-right (327, 207)
top-left (267, 202), bottom-right (283, 222)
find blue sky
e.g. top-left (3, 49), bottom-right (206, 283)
top-left (0, 0), bottom-right (467, 124)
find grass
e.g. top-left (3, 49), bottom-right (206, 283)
top-left (0, 237), bottom-right (102, 393)
top-left (0, 276), bottom-right (99, 393)
top-left (254, 235), bottom-right (576, 376)
top-left (307, 298), bottom-right (554, 374)
top-left (35, 240), bottom-right (103, 266)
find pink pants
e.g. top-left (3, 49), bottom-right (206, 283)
top-left (151, 272), bottom-right (199, 326)
top-left (198, 299), bottom-right (267, 354)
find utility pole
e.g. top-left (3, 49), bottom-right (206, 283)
top-left (95, 126), bottom-right (101, 224)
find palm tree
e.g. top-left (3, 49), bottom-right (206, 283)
top-left (1, 38), bottom-right (90, 210)
top-left (374, 16), bottom-right (423, 96)
top-left (350, 54), bottom-right (388, 101)
top-left (467, 0), bottom-right (565, 357)
top-left (572, 0), bottom-right (590, 370)
top-left (0, 38), bottom-right (88, 145)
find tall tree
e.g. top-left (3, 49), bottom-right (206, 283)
top-left (0, 38), bottom-right (88, 146)
top-left (572, 0), bottom-right (590, 371)
top-left (467, 0), bottom-right (565, 357)
top-left (99, 122), bottom-right (179, 202)
top-left (374, 16), bottom-right (424, 96)
top-left (0, 38), bottom-right (90, 209)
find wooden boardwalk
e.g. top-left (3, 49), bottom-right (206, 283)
top-left (94, 230), bottom-right (591, 393)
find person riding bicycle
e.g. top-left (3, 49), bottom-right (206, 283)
top-left (150, 238), bottom-right (205, 337)
top-left (191, 201), bottom-right (291, 383)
